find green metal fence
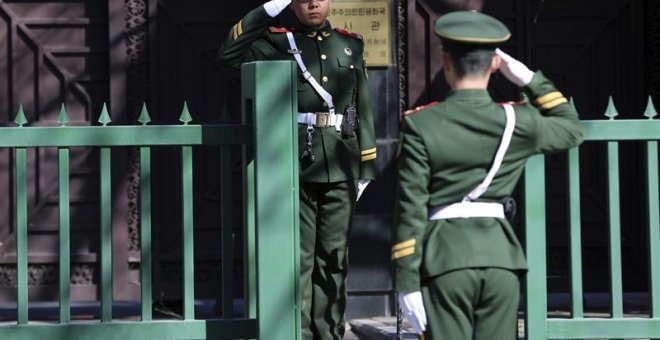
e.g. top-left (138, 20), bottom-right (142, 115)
top-left (0, 61), bottom-right (300, 340)
top-left (524, 97), bottom-right (660, 339)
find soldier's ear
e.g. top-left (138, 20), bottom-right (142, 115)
top-left (490, 54), bottom-right (501, 74)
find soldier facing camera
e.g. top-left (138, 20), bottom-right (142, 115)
top-left (218, 1), bottom-right (377, 339)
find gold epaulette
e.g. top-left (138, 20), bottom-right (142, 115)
top-left (533, 91), bottom-right (568, 110)
top-left (402, 101), bottom-right (439, 116)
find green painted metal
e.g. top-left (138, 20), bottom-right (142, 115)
top-left (0, 125), bottom-right (252, 147)
top-left (59, 147), bottom-right (71, 323)
top-left (140, 146), bottom-right (152, 321)
top-left (179, 101), bottom-right (193, 125)
top-left (100, 146), bottom-right (113, 322)
top-left (547, 318), bottom-right (660, 338)
top-left (15, 147), bottom-right (28, 325)
top-left (607, 141), bottom-right (623, 318)
top-left (98, 103), bottom-right (112, 126)
top-left (14, 104), bottom-right (28, 127)
top-left (648, 139), bottom-right (660, 317)
top-left (524, 154), bottom-right (548, 340)
top-left (0, 319), bottom-right (257, 339)
top-left (524, 98), bottom-right (660, 338)
top-left (568, 148), bottom-right (583, 318)
top-left (244, 60), bottom-right (300, 340)
top-left (138, 103), bottom-right (151, 125)
top-left (57, 103), bottom-right (70, 126)
top-left (182, 145), bottom-right (194, 320)
top-left (582, 119), bottom-right (660, 140)
top-left (221, 146), bottom-right (235, 318)
top-left (246, 160), bottom-right (257, 320)
top-left (1, 61), bottom-right (298, 339)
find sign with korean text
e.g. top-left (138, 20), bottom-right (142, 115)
top-left (330, 0), bottom-right (392, 67)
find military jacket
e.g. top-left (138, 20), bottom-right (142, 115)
top-left (393, 72), bottom-right (584, 292)
top-left (218, 6), bottom-right (377, 182)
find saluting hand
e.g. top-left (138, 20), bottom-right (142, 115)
top-left (496, 48), bottom-right (534, 87)
top-left (263, 0), bottom-right (292, 17)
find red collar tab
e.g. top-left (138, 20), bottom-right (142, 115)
top-left (334, 28), bottom-right (362, 40)
top-left (268, 27), bottom-right (293, 33)
top-left (403, 101), bottom-right (440, 116)
top-left (497, 100), bottom-right (527, 106)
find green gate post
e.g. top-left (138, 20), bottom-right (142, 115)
top-left (242, 61), bottom-right (300, 340)
top-left (524, 155), bottom-right (548, 339)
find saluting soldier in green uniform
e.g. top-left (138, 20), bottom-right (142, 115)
top-left (393, 11), bottom-right (584, 339)
top-left (218, 1), bottom-right (377, 339)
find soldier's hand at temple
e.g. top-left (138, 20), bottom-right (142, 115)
top-left (398, 291), bottom-right (427, 335)
top-left (263, 0), bottom-right (291, 17)
top-left (496, 48), bottom-right (534, 87)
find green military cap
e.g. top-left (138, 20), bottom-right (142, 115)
top-left (434, 11), bottom-right (510, 53)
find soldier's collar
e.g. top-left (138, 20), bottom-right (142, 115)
top-left (447, 89), bottom-right (492, 102)
top-left (297, 21), bottom-right (332, 38)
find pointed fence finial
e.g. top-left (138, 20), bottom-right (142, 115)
top-left (643, 96), bottom-right (657, 120)
top-left (98, 102), bottom-right (112, 126)
top-left (14, 104), bottom-right (28, 127)
top-left (604, 96), bottom-right (618, 120)
top-left (57, 103), bottom-right (70, 126)
top-left (179, 101), bottom-right (193, 125)
top-left (138, 102), bottom-right (151, 125)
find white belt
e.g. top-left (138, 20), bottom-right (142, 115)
top-left (428, 202), bottom-right (505, 220)
top-left (298, 112), bottom-right (343, 131)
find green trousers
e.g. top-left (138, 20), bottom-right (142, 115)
top-left (300, 181), bottom-right (357, 340)
top-left (421, 268), bottom-right (520, 340)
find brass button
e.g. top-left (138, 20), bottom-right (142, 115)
top-left (317, 36), bottom-right (323, 41)
top-left (322, 102), bottom-right (328, 107)
top-left (321, 54), bottom-right (327, 60)
top-left (322, 76), bottom-right (328, 82)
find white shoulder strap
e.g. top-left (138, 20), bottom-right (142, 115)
top-left (286, 32), bottom-right (335, 113)
top-left (463, 104), bottom-right (516, 202)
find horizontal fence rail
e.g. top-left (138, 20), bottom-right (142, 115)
top-left (0, 61), bottom-right (300, 340)
top-left (524, 96), bottom-right (660, 339)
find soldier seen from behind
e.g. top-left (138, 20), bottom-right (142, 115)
top-left (218, 1), bottom-right (377, 339)
top-left (392, 11), bottom-right (584, 339)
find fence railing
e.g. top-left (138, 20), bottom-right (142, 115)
top-left (0, 61), bottom-right (300, 340)
top-left (524, 97), bottom-right (660, 339)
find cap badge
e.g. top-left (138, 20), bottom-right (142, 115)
top-left (344, 47), bottom-right (352, 56)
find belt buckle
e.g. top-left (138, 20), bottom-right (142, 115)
top-left (316, 113), bottom-right (329, 127)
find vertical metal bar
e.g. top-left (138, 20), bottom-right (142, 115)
top-left (220, 146), bottom-right (234, 318)
top-left (140, 146), bottom-right (152, 321)
top-left (246, 61), bottom-right (300, 340)
top-left (16, 148), bottom-right (28, 325)
top-left (182, 145), bottom-right (194, 320)
top-left (607, 141), bottom-right (623, 318)
top-left (59, 147), bottom-right (71, 323)
top-left (100, 147), bottom-right (112, 322)
top-left (647, 140), bottom-right (660, 317)
top-left (568, 148), bottom-right (584, 318)
top-left (524, 155), bottom-right (547, 340)
top-left (245, 161), bottom-right (256, 319)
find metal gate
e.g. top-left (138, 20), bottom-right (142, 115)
top-left (0, 61), bottom-right (301, 340)
top-left (524, 98), bottom-right (660, 339)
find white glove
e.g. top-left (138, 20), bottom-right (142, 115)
top-left (496, 48), bottom-right (534, 87)
top-left (398, 291), bottom-right (427, 335)
top-left (356, 179), bottom-right (370, 201)
top-left (263, 0), bottom-right (291, 17)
